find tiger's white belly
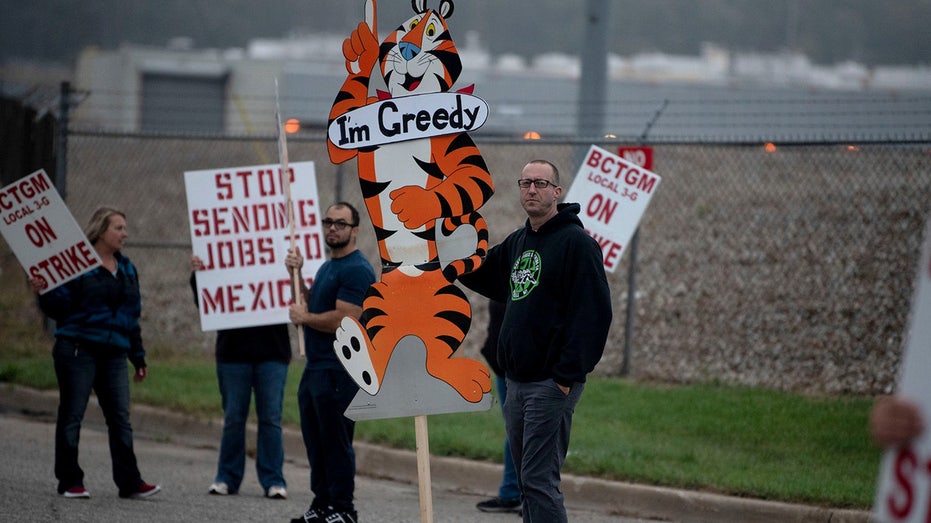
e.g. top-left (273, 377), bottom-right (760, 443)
top-left (372, 138), bottom-right (433, 268)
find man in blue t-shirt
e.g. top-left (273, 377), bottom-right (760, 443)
top-left (285, 202), bottom-right (376, 523)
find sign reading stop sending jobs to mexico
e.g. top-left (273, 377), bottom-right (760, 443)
top-left (0, 169), bottom-right (101, 294)
top-left (873, 219), bottom-right (931, 523)
top-left (185, 161), bottom-right (324, 332)
top-left (564, 145), bottom-right (661, 272)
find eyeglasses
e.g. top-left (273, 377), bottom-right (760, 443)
top-left (517, 178), bottom-right (557, 189)
top-left (321, 219), bottom-right (357, 230)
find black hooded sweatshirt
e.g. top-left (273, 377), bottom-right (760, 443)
top-left (460, 202), bottom-right (612, 387)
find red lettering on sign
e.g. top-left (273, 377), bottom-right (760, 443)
top-left (586, 149), bottom-right (604, 169)
top-left (248, 279), bottom-right (293, 311)
top-left (296, 199), bottom-right (318, 228)
top-left (24, 216), bottom-right (58, 247)
top-left (883, 445), bottom-right (931, 522)
top-left (201, 237), bottom-right (276, 270)
top-left (585, 148), bottom-right (658, 194)
top-left (623, 167), bottom-right (658, 194)
top-left (585, 194), bottom-right (617, 225)
top-left (587, 229), bottom-right (623, 270)
top-left (201, 279), bottom-right (292, 315)
top-left (190, 203), bottom-right (290, 237)
top-left (292, 231), bottom-right (324, 261)
top-left (0, 170), bottom-right (51, 210)
top-left (212, 167), bottom-right (294, 201)
top-left (201, 284), bottom-right (245, 314)
top-left (27, 241), bottom-right (97, 286)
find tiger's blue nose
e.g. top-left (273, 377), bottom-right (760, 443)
top-left (399, 42), bottom-right (421, 60)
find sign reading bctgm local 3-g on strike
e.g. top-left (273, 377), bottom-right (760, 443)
top-left (0, 169), bottom-right (102, 293)
top-left (564, 145), bottom-right (661, 272)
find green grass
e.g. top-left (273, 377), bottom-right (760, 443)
top-left (0, 255), bottom-right (881, 509)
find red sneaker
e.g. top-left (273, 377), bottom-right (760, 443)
top-left (62, 486), bottom-right (90, 499)
top-left (128, 483), bottom-right (161, 499)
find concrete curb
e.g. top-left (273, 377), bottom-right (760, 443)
top-left (0, 384), bottom-right (873, 523)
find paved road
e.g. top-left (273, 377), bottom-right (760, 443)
top-left (0, 386), bottom-right (874, 523)
top-left (0, 412), bottom-right (647, 523)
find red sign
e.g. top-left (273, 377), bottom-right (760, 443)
top-left (617, 146), bottom-right (653, 171)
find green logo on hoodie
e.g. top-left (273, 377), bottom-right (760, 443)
top-left (510, 250), bottom-right (541, 300)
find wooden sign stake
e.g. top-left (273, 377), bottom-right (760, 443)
top-left (415, 415), bottom-right (434, 522)
top-left (276, 78), bottom-right (305, 356)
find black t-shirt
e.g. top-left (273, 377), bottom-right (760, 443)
top-left (190, 272), bottom-right (291, 364)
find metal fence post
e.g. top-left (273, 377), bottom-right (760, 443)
top-left (621, 229), bottom-right (638, 376)
top-left (56, 81), bottom-right (70, 199)
top-left (621, 100), bottom-right (668, 376)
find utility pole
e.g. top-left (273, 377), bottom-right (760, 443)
top-left (576, 0), bottom-right (610, 141)
top-left (786, 0), bottom-right (800, 52)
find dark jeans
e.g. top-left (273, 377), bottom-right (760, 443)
top-left (298, 367), bottom-right (358, 512)
top-left (495, 375), bottom-right (520, 501)
top-left (215, 360), bottom-right (288, 493)
top-left (505, 378), bottom-right (584, 523)
top-left (53, 338), bottom-right (143, 496)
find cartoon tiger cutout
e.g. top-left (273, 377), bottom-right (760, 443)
top-left (327, 0), bottom-right (494, 403)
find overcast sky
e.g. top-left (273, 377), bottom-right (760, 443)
top-left (2, 1), bottom-right (930, 67)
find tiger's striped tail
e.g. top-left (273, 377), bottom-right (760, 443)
top-left (440, 211), bottom-right (488, 283)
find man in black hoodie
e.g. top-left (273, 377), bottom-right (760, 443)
top-left (460, 159), bottom-right (613, 523)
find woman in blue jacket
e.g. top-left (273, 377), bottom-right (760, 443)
top-left (32, 206), bottom-right (160, 499)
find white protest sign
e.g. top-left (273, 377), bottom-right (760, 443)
top-left (0, 169), bottom-right (101, 293)
top-left (328, 92), bottom-right (488, 149)
top-left (874, 219), bottom-right (931, 523)
top-left (564, 145), bottom-right (661, 272)
top-left (185, 161), bottom-right (324, 331)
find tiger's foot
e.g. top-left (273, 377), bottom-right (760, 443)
top-left (333, 317), bottom-right (380, 395)
top-left (428, 357), bottom-right (493, 403)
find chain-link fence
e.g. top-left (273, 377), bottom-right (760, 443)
top-left (43, 131), bottom-right (931, 394)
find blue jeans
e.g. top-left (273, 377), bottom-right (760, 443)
top-left (298, 367), bottom-right (358, 512)
top-left (505, 378), bottom-right (584, 523)
top-left (53, 338), bottom-right (143, 496)
top-left (215, 360), bottom-right (288, 493)
top-left (495, 376), bottom-right (520, 501)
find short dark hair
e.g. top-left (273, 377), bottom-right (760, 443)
top-left (329, 201), bottom-right (361, 226)
top-left (526, 159), bottom-right (560, 185)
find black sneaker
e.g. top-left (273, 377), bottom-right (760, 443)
top-left (476, 496), bottom-right (521, 513)
top-left (324, 509), bottom-right (358, 523)
top-left (290, 506), bottom-right (325, 523)
top-left (291, 507), bottom-right (326, 523)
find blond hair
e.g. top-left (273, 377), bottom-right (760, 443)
top-left (84, 206), bottom-right (126, 245)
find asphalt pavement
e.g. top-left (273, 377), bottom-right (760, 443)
top-left (0, 385), bottom-right (873, 522)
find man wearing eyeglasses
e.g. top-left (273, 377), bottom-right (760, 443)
top-left (460, 159), bottom-right (613, 523)
top-left (285, 202), bottom-right (376, 523)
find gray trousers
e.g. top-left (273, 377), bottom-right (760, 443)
top-left (504, 378), bottom-right (584, 523)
